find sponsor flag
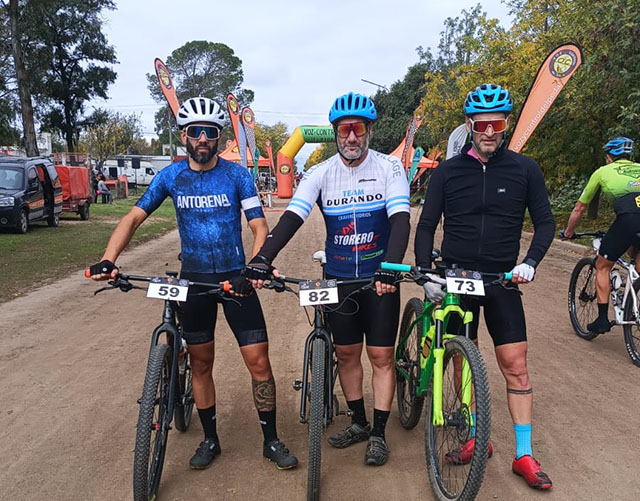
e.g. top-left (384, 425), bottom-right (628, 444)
top-left (408, 146), bottom-right (424, 183)
top-left (154, 59), bottom-right (180, 118)
top-left (264, 138), bottom-right (276, 176)
top-left (226, 94), bottom-right (243, 157)
top-left (400, 115), bottom-right (423, 169)
top-left (508, 43), bottom-right (583, 153)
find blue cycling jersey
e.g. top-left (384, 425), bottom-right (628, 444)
top-left (136, 158), bottom-right (264, 273)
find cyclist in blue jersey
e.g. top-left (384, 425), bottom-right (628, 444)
top-left (87, 97), bottom-right (297, 470)
top-left (245, 92), bottom-right (411, 466)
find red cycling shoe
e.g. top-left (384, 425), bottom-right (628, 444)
top-left (512, 455), bottom-right (552, 490)
top-left (444, 437), bottom-right (493, 465)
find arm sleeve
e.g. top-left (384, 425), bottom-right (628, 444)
top-left (523, 161), bottom-right (556, 267)
top-left (135, 169), bottom-right (169, 215)
top-left (237, 168), bottom-right (264, 221)
top-left (385, 212), bottom-right (410, 263)
top-left (414, 166), bottom-right (445, 268)
top-left (577, 169), bottom-right (602, 205)
top-left (256, 210), bottom-right (304, 263)
top-left (385, 157), bottom-right (411, 217)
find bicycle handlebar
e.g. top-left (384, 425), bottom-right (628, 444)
top-left (381, 262), bottom-right (513, 282)
top-left (91, 272), bottom-right (232, 295)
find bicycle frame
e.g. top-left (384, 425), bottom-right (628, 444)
top-left (396, 292), bottom-right (475, 426)
top-left (613, 254), bottom-right (640, 325)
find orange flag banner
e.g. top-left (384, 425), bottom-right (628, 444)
top-left (508, 43), bottom-right (583, 153)
top-left (226, 94), bottom-right (242, 152)
top-left (264, 138), bottom-right (276, 175)
top-left (154, 58), bottom-right (180, 118)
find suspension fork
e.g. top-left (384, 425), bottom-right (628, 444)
top-left (149, 299), bottom-right (179, 421)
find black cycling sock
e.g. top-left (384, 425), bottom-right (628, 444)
top-left (258, 409), bottom-right (278, 444)
top-left (597, 303), bottom-right (609, 320)
top-left (198, 405), bottom-right (218, 442)
top-left (371, 409), bottom-right (390, 438)
top-left (347, 398), bottom-right (368, 427)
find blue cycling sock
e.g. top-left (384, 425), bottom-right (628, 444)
top-left (471, 412), bottom-right (476, 437)
top-left (514, 423), bottom-right (532, 459)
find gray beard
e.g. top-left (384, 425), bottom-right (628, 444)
top-left (337, 135), bottom-right (369, 161)
top-left (187, 141), bottom-right (218, 164)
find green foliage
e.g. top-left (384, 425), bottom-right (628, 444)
top-left (17, 0), bottom-right (118, 152)
top-left (146, 41), bottom-right (253, 138)
top-left (78, 110), bottom-right (145, 162)
top-left (255, 121), bottom-right (290, 158)
top-left (305, 142), bottom-right (337, 170)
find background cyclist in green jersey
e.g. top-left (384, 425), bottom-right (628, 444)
top-left (562, 137), bottom-right (640, 333)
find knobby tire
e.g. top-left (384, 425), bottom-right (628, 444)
top-left (307, 337), bottom-right (326, 501)
top-left (568, 257), bottom-right (600, 340)
top-left (623, 278), bottom-right (640, 367)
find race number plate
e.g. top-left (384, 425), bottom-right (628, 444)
top-left (445, 269), bottom-right (485, 296)
top-left (147, 276), bottom-right (189, 302)
top-left (299, 279), bottom-right (339, 306)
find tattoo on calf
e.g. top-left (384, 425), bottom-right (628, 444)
top-left (252, 376), bottom-right (276, 411)
top-left (507, 387), bottom-right (533, 395)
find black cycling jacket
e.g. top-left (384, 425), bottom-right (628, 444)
top-left (415, 143), bottom-right (555, 272)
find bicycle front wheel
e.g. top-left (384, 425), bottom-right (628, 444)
top-left (307, 337), bottom-right (326, 501)
top-left (174, 349), bottom-right (194, 431)
top-left (623, 278), bottom-right (640, 367)
top-left (133, 344), bottom-right (172, 501)
top-left (424, 336), bottom-right (491, 501)
top-left (568, 256), bottom-right (600, 340)
top-left (396, 297), bottom-right (425, 429)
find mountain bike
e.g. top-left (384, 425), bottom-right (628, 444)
top-left (263, 252), bottom-right (373, 501)
top-left (567, 231), bottom-right (640, 367)
top-left (88, 271), bottom-right (231, 500)
top-left (381, 261), bottom-right (512, 501)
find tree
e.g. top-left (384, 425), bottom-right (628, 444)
top-left (19, 0), bottom-right (118, 152)
top-left (305, 143), bottom-right (337, 170)
top-left (79, 110), bottom-right (144, 163)
top-left (255, 121), bottom-right (290, 158)
top-left (4, 0), bottom-right (37, 154)
top-left (147, 41), bottom-right (254, 138)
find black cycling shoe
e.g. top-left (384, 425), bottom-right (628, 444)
top-left (364, 436), bottom-right (389, 466)
top-left (189, 438), bottom-right (221, 469)
top-left (263, 439), bottom-right (298, 469)
top-left (328, 422), bottom-right (371, 449)
top-left (587, 316), bottom-right (613, 334)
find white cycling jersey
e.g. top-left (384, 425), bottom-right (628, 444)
top-left (287, 150), bottom-right (410, 277)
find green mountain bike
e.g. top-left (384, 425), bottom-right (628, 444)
top-left (381, 262), bottom-right (512, 501)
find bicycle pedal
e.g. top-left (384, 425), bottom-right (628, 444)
top-left (292, 379), bottom-right (303, 391)
top-left (336, 410), bottom-right (353, 417)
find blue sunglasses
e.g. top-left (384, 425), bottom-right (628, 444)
top-left (185, 125), bottom-right (221, 140)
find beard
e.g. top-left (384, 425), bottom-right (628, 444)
top-left (187, 140), bottom-right (218, 164)
top-left (337, 135), bottom-right (369, 161)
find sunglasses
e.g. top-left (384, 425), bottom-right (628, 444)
top-left (470, 118), bottom-right (508, 134)
top-left (335, 121), bottom-right (368, 138)
top-left (185, 125), bottom-right (221, 140)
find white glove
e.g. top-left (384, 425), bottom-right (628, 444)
top-left (424, 281), bottom-right (445, 303)
top-left (510, 262), bottom-right (535, 282)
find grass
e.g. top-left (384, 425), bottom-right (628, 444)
top-left (523, 209), bottom-right (616, 247)
top-left (0, 191), bottom-right (176, 303)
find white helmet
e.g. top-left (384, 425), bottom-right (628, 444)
top-left (176, 97), bottom-right (225, 128)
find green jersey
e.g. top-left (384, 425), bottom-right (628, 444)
top-left (579, 159), bottom-right (640, 214)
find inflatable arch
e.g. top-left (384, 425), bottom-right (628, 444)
top-left (276, 126), bottom-right (335, 198)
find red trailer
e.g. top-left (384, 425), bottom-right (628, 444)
top-left (54, 165), bottom-right (91, 220)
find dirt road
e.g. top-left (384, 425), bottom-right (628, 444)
top-left (1, 202), bottom-right (638, 501)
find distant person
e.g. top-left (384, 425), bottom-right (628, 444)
top-left (97, 175), bottom-right (112, 204)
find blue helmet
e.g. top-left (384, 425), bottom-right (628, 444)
top-left (464, 83), bottom-right (513, 116)
top-left (604, 137), bottom-right (634, 157)
top-left (329, 92), bottom-right (377, 124)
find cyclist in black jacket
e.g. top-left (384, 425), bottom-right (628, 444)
top-left (415, 84), bottom-right (555, 490)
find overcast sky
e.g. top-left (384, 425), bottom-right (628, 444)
top-left (94, 0), bottom-right (510, 165)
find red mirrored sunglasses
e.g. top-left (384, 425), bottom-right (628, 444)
top-left (335, 121), bottom-right (368, 138)
top-left (470, 118), bottom-right (508, 134)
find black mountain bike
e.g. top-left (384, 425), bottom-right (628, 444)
top-left (263, 254), bottom-right (373, 501)
top-left (90, 271), bottom-right (231, 500)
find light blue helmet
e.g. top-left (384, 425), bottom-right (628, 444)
top-left (604, 137), bottom-right (634, 157)
top-left (464, 83), bottom-right (513, 116)
top-left (329, 92), bottom-right (377, 124)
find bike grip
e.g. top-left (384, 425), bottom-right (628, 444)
top-left (221, 280), bottom-right (231, 292)
top-left (381, 262), bottom-right (411, 272)
top-left (504, 272), bottom-right (513, 281)
top-left (84, 268), bottom-right (91, 278)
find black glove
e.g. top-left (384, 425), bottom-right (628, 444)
top-left (89, 259), bottom-right (117, 276)
top-left (229, 275), bottom-right (254, 296)
top-left (559, 230), bottom-right (577, 240)
top-left (374, 268), bottom-right (400, 286)
top-left (243, 255), bottom-right (273, 281)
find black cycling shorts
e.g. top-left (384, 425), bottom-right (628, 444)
top-left (599, 213), bottom-right (640, 262)
top-left (325, 278), bottom-right (400, 347)
top-left (180, 271), bottom-right (268, 347)
top-left (445, 283), bottom-right (526, 346)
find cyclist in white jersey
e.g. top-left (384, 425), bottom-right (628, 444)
top-left (245, 92), bottom-right (411, 466)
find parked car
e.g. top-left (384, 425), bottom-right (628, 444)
top-left (0, 156), bottom-right (63, 233)
top-left (55, 165), bottom-right (91, 220)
